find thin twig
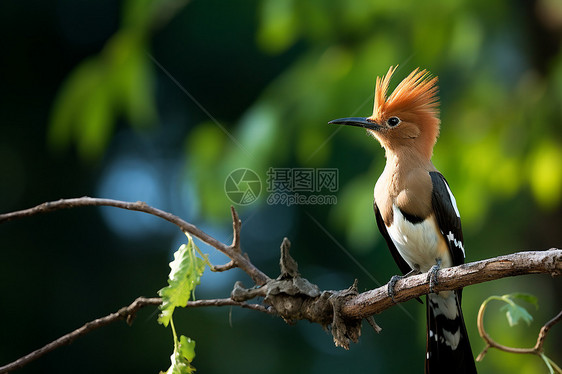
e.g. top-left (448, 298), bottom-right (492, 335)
top-left (0, 197), bottom-right (270, 285)
top-left (212, 260), bottom-right (236, 272)
top-left (186, 298), bottom-right (275, 314)
top-left (476, 296), bottom-right (562, 362)
top-left (0, 296), bottom-right (274, 373)
top-left (476, 299), bottom-right (534, 357)
top-left (0, 297), bottom-right (160, 373)
top-left (230, 205), bottom-right (241, 252)
top-left (535, 310), bottom-right (562, 351)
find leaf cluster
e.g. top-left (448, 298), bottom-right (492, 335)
top-left (158, 233), bottom-right (207, 374)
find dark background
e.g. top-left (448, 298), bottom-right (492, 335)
top-left (1, 0), bottom-right (561, 373)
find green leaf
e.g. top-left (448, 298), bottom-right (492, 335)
top-left (161, 334), bottom-right (197, 374)
top-left (158, 233), bottom-right (206, 327)
top-left (508, 293), bottom-right (539, 309)
top-left (500, 302), bottom-right (534, 327)
top-left (499, 293), bottom-right (538, 327)
top-left (178, 335), bottom-right (196, 363)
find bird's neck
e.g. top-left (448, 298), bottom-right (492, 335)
top-left (383, 147), bottom-right (434, 174)
top-left (374, 147), bottom-right (436, 225)
top-left (376, 147), bottom-right (435, 200)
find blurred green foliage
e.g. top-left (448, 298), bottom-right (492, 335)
top-left (48, 1), bottom-right (562, 221)
top-left (48, 0), bottom-right (189, 159)
top-left (5, 0), bottom-right (560, 373)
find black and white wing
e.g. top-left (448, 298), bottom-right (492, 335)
top-left (427, 173), bottom-right (476, 374)
top-left (429, 172), bottom-right (465, 267)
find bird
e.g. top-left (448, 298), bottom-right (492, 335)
top-left (329, 66), bottom-right (477, 373)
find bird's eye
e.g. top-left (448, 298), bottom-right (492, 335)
top-left (387, 117), bottom-right (401, 127)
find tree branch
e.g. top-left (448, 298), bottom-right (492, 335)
top-left (0, 197), bottom-right (270, 286)
top-left (535, 309), bottom-right (562, 352)
top-left (1, 198), bottom-right (560, 370)
top-left (0, 297), bottom-right (160, 373)
top-left (341, 249), bottom-right (562, 319)
top-left (0, 296), bottom-right (275, 374)
top-left (185, 297), bottom-right (276, 314)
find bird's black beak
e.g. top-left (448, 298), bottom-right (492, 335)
top-left (328, 117), bottom-right (381, 130)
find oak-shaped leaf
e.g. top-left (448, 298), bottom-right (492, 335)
top-left (501, 293), bottom-right (538, 327)
top-left (158, 233), bottom-right (206, 327)
top-left (161, 335), bottom-right (196, 374)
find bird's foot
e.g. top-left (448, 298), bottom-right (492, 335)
top-left (387, 275), bottom-right (403, 303)
top-left (387, 269), bottom-right (420, 303)
top-left (426, 259), bottom-right (442, 294)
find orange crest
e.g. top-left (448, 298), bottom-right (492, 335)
top-left (371, 66), bottom-right (440, 122)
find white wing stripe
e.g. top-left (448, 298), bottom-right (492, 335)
top-left (446, 231), bottom-right (465, 257)
top-left (444, 181), bottom-right (460, 218)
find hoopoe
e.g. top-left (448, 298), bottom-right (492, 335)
top-left (330, 66), bottom-right (477, 373)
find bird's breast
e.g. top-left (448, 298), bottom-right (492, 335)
top-left (386, 204), bottom-right (451, 272)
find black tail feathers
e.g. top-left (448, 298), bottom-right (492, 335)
top-left (425, 290), bottom-right (477, 374)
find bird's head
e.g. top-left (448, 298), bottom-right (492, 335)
top-left (330, 66), bottom-right (440, 160)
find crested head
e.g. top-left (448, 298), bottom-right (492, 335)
top-left (368, 66), bottom-right (441, 160)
